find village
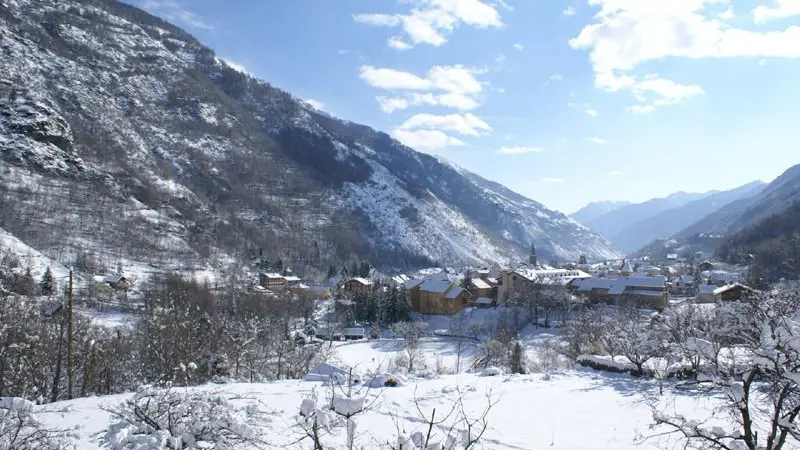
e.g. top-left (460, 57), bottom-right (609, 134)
top-left (235, 242), bottom-right (757, 341)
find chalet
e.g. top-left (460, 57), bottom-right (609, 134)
top-left (696, 283), bottom-right (756, 304)
top-left (342, 327), bottom-right (367, 340)
top-left (670, 275), bottom-right (697, 296)
top-left (259, 272), bottom-right (286, 289)
top-left (410, 279), bottom-right (470, 315)
top-left (698, 261), bottom-right (714, 272)
top-left (497, 267), bottom-right (591, 304)
top-left (344, 278), bottom-right (372, 295)
top-left (469, 278), bottom-right (494, 299)
top-left (570, 275), bottom-right (668, 309)
top-left (105, 274), bottom-right (130, 291)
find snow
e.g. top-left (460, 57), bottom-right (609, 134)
top-left (36, 355), bottom-right (721, 450)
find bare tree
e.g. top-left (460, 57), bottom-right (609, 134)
top-left (649, 288), bottom-right (800, 450)
top-left (390, 322), bottom-right (428, 373)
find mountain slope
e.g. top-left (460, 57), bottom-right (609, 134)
top-left (0, 0), bottom-right (619, 274)
top-left (609, 181), bottom-right (765, 254)
top-left (569, 201), bottom-right (630, 226)
top-left (579, 191), bottom-right (713, 244)
top-left (715, 199), bottom-right (800, 283)
top-left (677, 164), bottom-right (800, 238)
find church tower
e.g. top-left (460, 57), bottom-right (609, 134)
top-left (529, 241), bottom-right (538, 267)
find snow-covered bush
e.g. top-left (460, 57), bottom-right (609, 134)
top-left (100, 385), bottom-right (270, 450)
top-left (1, 397), bottom-right (71, 450)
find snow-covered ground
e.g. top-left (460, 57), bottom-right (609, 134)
top-left (37, 338), bottom-right (722, 450)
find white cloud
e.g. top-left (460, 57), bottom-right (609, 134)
top-left (495, 54), bottom-right (507, 64)
top-left (376, 92), bottom-right (480, 113)
top-left (607, 170), bottom-right (626, 176)
top-left (398, 113), bottom-right (492, 136)
top-left (717, 7), bottom-right (735, 20)
top-left (137, 0), bottom-right (213, 29)
top-left (550, 74), bottom-right (564, 81)
top-left (567, 102), bottom-right (576, 108)
top-left (759, 58), bottom-right (768, 65)
top-left (497, 146), bottom-right (544, 155)
top-left (585, 107), bottom-right (598, 117)
top-left (563, 6), bottom-right (576, 16)
top-left (392, 129), bottom-right (466, 151)
top-left (360, 65), bottom-right (485, 112)
top-left (220, 58), bottom-right (251, 76)
top-left (513, 43), bottom-right (525, 51)
top-left (541, 178), bottom-right (566, 184)
top-left (754, 0), bottom-right (800, 24)
top-left (626, 104), bottom-right (655, 114)
top-left (353, 0), bottom-right (504, 49)
top-left (589, 137), bottom-right (607, 144)
top-left (570, 0), bottom-right (800, 110)
top-left (305, 99), bottom-right (325, 111)
top-left (388, 36), bottom-right (413, 50)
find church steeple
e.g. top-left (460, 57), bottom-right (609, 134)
top-left (529, 241), bottom-right (538, 267)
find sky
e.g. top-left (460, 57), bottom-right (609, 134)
top-left (128, 0), bottom-right (800, 214)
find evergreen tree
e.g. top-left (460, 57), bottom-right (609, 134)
top-left (275, 259), bottom-right (283, 273)
top-left (326, 265), bottom-right (337, 280)
top-left (350, 262), bottom-right (359, 279)
top-left (359, 262), bottom-right (371, 278)
top-left (40, 267), bottom-right (55, 296)
top-left (509, 340), bottom-right (526, 374)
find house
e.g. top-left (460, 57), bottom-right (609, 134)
top-left (698, 261), bottom-right (714, 272)
top-left (342, 327), bottom-right (367, 340)
top-left (667, 253), bottom-right (679, 261)
top-left (284, 275), bottom-right (302, 285)
top-left (469, 278), bottom-right (494, 299)
top-left (259, 272), bottom-right (286, 289)
top-left (570, 276), bottom-right (668, 309)
top-left (412, 279), bottom-right (470, 315)
top-left (105, 274), bottom-right (130, 291)
top-left (496, 267), bottom-right (591, 304)
top-left (696, 283), bottom-right (756, 304)
top-left (344, 278), bottom-right (372, 295)
top-left (670, 274), bottom-right (697, 296)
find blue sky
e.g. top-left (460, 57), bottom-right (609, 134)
top-left (130, 0), bottom-right (800, 214)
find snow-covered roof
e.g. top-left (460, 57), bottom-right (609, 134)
top-left (625, 290), bottom-right (666, 297)
top-left (284, 276), bottom-right (301, 282)
top-left (403, 278), bottom-right (425, 290)
top-left (620, 260), bottom-right (633, 273)
top-left (343, 327), bottom-right (366, 335)
top-left (471, 278), bottom-right (491, 290)
top-left (698, 285), bottom-right (717, 294)
top-left (608, 276), bottom-right (666, 295)
top-left (512, 268), bottom-right (591, 282)
top-left (667, 253), bottom-right (679, 260)
top-left (105, 274), bottom-right (125, 283)
top-left (474, 297), bottom-right (493, 305)
top-left (445, 286), bottom-right (466, 299)
top-left (262, 272), bottom-right (284, 279)
top-left (711, 283), bottom-right (755, 296)
top-left (348, 277), bottom-right (372, 286)
top-left (573, 276), bottom-right (666, 295)
top-left (419, 279), bottom-right (452, 294)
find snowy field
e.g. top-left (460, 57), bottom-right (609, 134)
top-left (37, 338), bottom-right (722, 450)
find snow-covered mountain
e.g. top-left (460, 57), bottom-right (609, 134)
top-left (569, 201), bottom-right (630, 227)
top-left (0, 0), bottom-right (619, 274)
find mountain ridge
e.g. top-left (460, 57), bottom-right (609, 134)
top-left (0, 0), bottom-right (620, 278)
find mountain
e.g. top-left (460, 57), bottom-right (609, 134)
top-left (608, 181), bottom-right (765, 254)
top-left (715, 199), bottom-right (800, 283)
top-left (577, 191), bottom-right (713, 246)
top-left (677, 164), bottom-right (800, 238)
top-left (0, 0), bottom-right (620, 277)
top-left (569, 201), bottom-right (630, 226)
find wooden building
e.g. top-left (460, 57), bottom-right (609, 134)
top-left (344, 278), bottom-right (372, 295)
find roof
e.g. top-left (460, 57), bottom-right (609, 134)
top-left (445, 286), bottom-right (466, 299)
top-left (698, 285), bottom-right (717, 294)
top-left (419, 279), bottom-right (452, 294)
top-left (712, 283), bottom-right (755, 296)
top-left (471, 278), bottom-right (491, 290)
top-left (343, 327), bottom-right (366, 335)
top-left (512, 268), bottom-right (591, 282)
top-left (105, 274), bottom-right (125, 283)
top-left (348, 277), bottom-right (372, 286)
top-left (625, 290), bottom-right (666, 297)
top-left (620, 260), bottom-right (633, 273)
top-left (262, 272), bottom-right (284, 279)
top-left (284, 276), bottom-right (301, 282)
top-left (572, 276), bottom-right (666, 295)
top-left (403, 278), bottom-right (425, 290)
top-left (474, 297), bottom-right (493, 305)
top-left (608, 276), bottom-right (666, 295)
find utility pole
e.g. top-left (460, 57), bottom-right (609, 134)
top-left (67, 267), bottom-right (74, 400)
